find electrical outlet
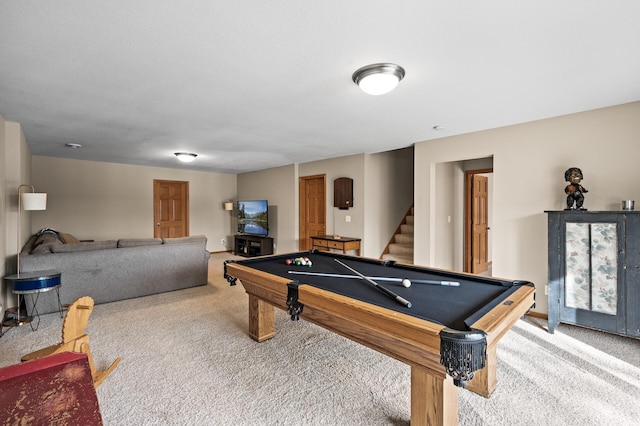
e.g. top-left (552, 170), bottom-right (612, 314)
top-left (544, 285), bottom-right (548, 295)
top-left (221, 239), bottom-right (226, 246)
top-left (345, 215), bottom-right (351, 223)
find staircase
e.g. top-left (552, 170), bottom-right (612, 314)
top-left (381, 207), bottom-right (414, 264)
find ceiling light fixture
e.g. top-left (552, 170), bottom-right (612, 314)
top-left (65, 143), bottom-right (82, 148)
top-left (174, 152), bottom-right (197, 163)
top-left (352, 63), bottom-right (406, 96)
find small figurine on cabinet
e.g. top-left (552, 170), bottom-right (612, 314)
top-left (564, 167), bottom-right (588, 210)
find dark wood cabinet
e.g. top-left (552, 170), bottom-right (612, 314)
top-left (546, 211), bottom-right (640, 338)
top-left (234, 235), bottom-right (274, 258)
top-left (334, 177), bottom-right (353, 209)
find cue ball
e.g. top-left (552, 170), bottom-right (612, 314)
top-left (402, 279), bottom-right (411, 288)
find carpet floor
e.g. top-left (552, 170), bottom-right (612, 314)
top-left (1, 253), bottom-right (639, 425)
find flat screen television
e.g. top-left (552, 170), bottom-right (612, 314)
top-left (237, 200), bottom-right (269, 236)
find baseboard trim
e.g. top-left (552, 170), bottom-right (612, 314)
top-left (210, 250), bottom-right (232, 255)
top-left (526, 310), bottom-right (548, 320)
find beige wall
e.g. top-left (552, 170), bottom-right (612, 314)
top-left (237, 149), bottom-right (414, 258)
top-left (363, 148), bottom-right (414, 257)
top-left (415, 101), bottom-right (640, 315)
top-left (30, 156), bottom-right (237, 252)
top-left (434, 158), bottom-right (494, 271)
top-left (237, 164), bottom-right (297, 253)
top-left (1, 117), bottom-right (34, 311)
top-left (434, 161), bottom-right (456, 268)
top-left (299, 154), bottom-right (366, 245)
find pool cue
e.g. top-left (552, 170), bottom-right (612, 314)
top-left (334, 259), bottom-right (412, 308)
top-left (287, 270), bottom-right (460, 286)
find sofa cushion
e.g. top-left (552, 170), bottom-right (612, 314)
top-left (51, 240), bottom-right (118, 253)
top-left (117, 238), bottom-right (163, 248)
top-left (162, 235), bottom-right (207, 245)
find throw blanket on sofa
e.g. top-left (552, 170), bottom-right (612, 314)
top-left (22, 228), bottom-right (63, 254)
top-left (21, 228), bottom-right (80, 254)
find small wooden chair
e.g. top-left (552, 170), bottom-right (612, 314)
top-left (21, 296), bottom-right (121, 387)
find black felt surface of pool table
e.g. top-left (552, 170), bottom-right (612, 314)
top-left (234, 251), bottom-right (522, 331)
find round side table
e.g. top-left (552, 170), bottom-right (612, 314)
top-left (3, 270), bottom-right (63, 333)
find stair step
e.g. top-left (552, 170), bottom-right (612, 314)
top-left (389, 243), bottom-right (413, 256)
top-left (382, 205), bottom-right (414, 264)
top-left (400, 224), bottom-right (414, 234)
top-left (394, 233), bottom-right (413, 244)
top-left (382, 253), bottom-right (413, 264)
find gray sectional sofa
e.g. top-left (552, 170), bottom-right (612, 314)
top-left (19, 231), bottom-right (210, 314)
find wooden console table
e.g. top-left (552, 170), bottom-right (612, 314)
top-left (311, 235), bottom-right (361, 256)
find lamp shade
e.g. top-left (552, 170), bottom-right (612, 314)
top-left (224, 202), bottom-right (234, 211)
top-left (21, 193), bottom-right (47, 211)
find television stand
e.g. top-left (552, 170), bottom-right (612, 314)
top-left (234, 235), bottom-right (274, 258)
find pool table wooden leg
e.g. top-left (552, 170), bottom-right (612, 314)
top-left (465, 344), bottom-right (497, 397)
top-left (248, 294), bottom-right (276, 342)
top-left (411, 365), bottom-right (458, 426)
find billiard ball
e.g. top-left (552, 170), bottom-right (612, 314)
top-left (401, 279), bottom-right (411, 288)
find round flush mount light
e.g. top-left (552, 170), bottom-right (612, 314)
top-left (174, 152), bottom-right (198, 163)
top-left (352, 63), bottom-right (406, 95)
top-left (65, 143), bottom-right (82, 148)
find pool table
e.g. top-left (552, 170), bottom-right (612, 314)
top-left (224, 250), bottom-right (535, 426)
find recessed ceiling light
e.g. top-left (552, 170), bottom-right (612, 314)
top-left (174, 152), bottom-right (197, 163)
top-left (65, 143), bottom-right (82, 148)
top-left (352, 63), bottom-right (406, 96)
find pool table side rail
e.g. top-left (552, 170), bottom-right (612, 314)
top-left (465, 284), bottom-right (536, 396)
top-left (225, 261), bottom-right (535, 387)
top-left (470, 284), bottom-right (535, 346)
top-left (298, 285), bottom-right (448, 376)
top-left (226, 261), bottom-right (449, 374)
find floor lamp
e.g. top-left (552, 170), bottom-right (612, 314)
top-left (17, 184), bottom-right (47, 277)
top-left (224, 202), bottom-right (234, 250)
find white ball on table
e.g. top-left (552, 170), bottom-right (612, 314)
top-left (402, 278), bottom-right (412, 288)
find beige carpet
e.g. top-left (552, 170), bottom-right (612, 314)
top-left (1, 253), bottom-right (639, 425)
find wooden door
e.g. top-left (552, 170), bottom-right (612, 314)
top-left (471, 175), bottom-right (490, 273)
top-left (299, 175), bottom-right (326, 250)
top-left (153, 180), bottom-right (189, 238)
top-left (465, 170), bottom-right (492, 273)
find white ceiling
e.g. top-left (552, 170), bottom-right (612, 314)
top-left (1, 1), bottom-right (639, 174)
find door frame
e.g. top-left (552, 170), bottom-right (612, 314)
top-left (464, 168), bottom-right (493, 273)
top-left (298, 174), bottom-right (326, 251)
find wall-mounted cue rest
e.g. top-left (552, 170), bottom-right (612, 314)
top-left (334, 177), bottom-right (353, 210)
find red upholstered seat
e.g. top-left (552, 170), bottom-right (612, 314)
top-left (0, 352), bottom-right (103, 425)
